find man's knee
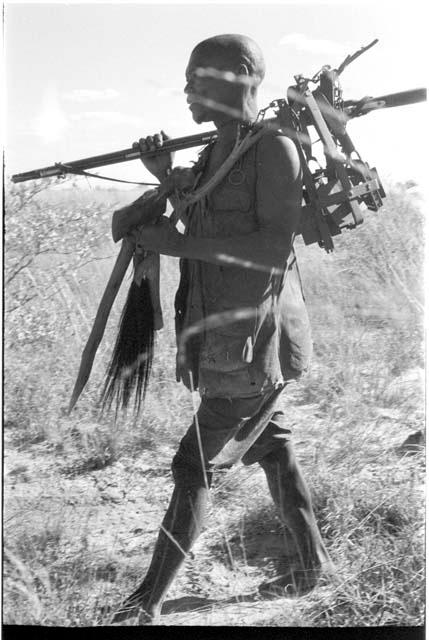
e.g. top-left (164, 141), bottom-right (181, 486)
top-left (171, 448), bottom-right (213, 488)
top-left (242, 411), bottom-right (292, 466)
top-left (257, 441), bottom-right (299, 473)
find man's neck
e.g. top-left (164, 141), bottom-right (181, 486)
top-left (214, 99), bottom-right (258, 144)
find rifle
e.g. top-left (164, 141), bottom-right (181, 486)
top-left (11, 39), bottom-right (426, 413)
top-left (11, 90), bottom-right (426, 251)
top-left (11, 40), bottom-right (426, 250)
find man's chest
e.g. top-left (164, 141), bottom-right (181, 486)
top-left (188, 142), bottom-right (258, 239)
top-left (198, 140), bottom-right (236, 184)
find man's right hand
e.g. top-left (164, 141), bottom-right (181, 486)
top-left (132, 130), bottom-right (174, 181)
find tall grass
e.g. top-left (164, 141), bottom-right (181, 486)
top-left (3, 179), bottom-right (425, 626)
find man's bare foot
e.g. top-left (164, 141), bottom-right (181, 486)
top-left (111, 591), bottom-right (159, 625)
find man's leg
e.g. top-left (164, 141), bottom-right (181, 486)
top-left (112, 481), bottom-right (210, 623)
top-left (112, 396), bottom-right (256, 623)
top-left (243, 412), bottom-right (333, 596)
top-left (257, 443), bottom-right (333, 595)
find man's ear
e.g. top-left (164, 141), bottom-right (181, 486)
top-left (236, 63), bottom-right (250, 77)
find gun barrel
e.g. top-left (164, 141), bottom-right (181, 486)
top-left (11, 130), bottom-right (219, 183)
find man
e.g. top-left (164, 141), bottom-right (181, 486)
top-left (113, 33), bottom-right (332, 624)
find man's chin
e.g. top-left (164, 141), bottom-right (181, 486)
top-left (193, 114), bottom-right (207, 124)
top-left (189, 104), bottom-right (211, 125)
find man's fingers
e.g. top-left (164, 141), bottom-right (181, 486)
top-left (145, 135), bottom-right (155, 151)
top-left (137, 137), bottom-right (148, 153)
top-left (133, 132), bottom-right (170, 154)
top-left (135, 136), bottom-right (154, 153)
top-left (132, 131), bottom-right (174, 173)
top-left (153, 133), bottom-right (163, 148)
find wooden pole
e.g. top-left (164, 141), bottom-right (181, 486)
top-left (68, 239), bottom-right (134, 412)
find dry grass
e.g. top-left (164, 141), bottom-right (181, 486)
top-left (3, 180), bottom-right (425, 626)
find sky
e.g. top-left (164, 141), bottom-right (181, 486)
top-left (4, 1), bottom-right (428, 188)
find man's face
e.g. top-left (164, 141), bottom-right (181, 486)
top-left (184, 50), bottom-right (241, 124)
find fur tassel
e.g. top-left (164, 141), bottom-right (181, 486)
top-left (101, 278), bottom-right (154, 414)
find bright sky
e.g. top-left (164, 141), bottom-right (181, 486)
top-left (4, 1), bottom-right (428, 188)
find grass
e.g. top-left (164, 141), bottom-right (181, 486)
top-left (3, 179), bottom-right (425, 626)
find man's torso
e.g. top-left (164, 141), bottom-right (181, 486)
top-left (175, 131), bottom-right (312, 397)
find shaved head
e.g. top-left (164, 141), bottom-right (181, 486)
top-left (185, 34), bottom-right (265, 125)
top-left (191, 34), bottom-right (265, 86)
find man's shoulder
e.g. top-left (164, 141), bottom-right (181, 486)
top-left (255, 128), bottom-right (301, 177)
top-left (257, 128), bottom-right (298, 155)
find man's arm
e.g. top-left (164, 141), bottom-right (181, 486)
top-left (138, 134), bottom-right (302, 272)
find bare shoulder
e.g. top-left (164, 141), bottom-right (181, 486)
top-left (256, 131), bottom-right (301, 177)
top-left (256, 130), bottom-right (301, 186)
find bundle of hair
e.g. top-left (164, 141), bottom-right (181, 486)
top-left (101, 276), bottom-right (155, 414)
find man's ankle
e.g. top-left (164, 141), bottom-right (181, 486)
top-left (111, 588), bottom-right (161, 624)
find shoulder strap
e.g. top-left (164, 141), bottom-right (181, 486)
top-left (171, 125), bottom-right (269, 224)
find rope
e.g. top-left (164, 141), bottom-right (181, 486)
top-left (173, 123), bottom-right (268, 220)
top-left (55, 163), bottom-right (158, 186)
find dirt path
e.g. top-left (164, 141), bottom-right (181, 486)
top-left (3, 382), bottom-right (422, 626)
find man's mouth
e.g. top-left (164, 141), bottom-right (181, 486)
top-left (187, 94), bottom-right (203, 106)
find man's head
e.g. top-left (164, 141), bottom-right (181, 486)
top-left (184, 34), bottom-right (265, 125)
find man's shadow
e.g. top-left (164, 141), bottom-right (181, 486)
top-left (161, 506), bottom-right (296, 615)
top-left (161, 592), bottom-right (258, 616)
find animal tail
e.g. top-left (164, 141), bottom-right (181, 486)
top-left (100, 278), bottom-right (154, 415)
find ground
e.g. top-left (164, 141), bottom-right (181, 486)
top-left (3, 181), bottom-right (425, 626)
